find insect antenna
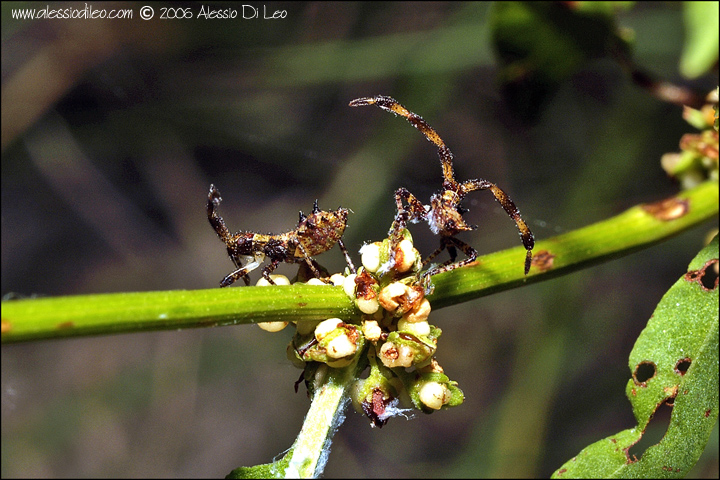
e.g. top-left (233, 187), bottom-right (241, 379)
top-left (207, 184), bottom-right (233, 245)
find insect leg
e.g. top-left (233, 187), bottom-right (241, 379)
top-left (461, 179), bottom-right (534, 274)
top-left (422, 243), bottom-right (449, 268)
top-left (349, 96), bottom-right (459, 189)
top-left (379, 188), bottom-right (427, 274)
top-left (388, 187), bottom-right (425, 236)
top-left (296, 243), bottom-right (326, 281)
top-left (260, 258), bottom-right (282, 285)
top-left (221, 266), bottom-right (254, 287)
top-left (336, 238), bottom-right (357, 274)
top-left (221, 254), bottom-right (263, 287)
top-left (424, 241), bottom-right (459, 272)
top-left (422, 236), bottom-right (478, 279)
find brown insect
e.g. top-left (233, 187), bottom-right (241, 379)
top-left (207, 184), bottom-right (355, 286)
top-left (349, 96), bottom-right (534, 279)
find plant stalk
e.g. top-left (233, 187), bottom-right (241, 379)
top-left (2, 181), bottom-right (717, 344)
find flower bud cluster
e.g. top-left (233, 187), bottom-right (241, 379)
top-left (661, 88), bottom-right (718, 189)
top-left (253, 232), bottom-right (464, 424)
top-left (346, 231), bottom-right (464, 421)
top-left (286, 316), bottom-right (363, 366)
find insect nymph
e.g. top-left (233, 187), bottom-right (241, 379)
top-left (349, 96), bottom-right (534, 279)
top-left (207, 184), bottom-right (354, 287)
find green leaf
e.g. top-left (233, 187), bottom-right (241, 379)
top-left (679, 2), bottom-right (719, 79)
top-left (553, 236), bottom-right (719, 478)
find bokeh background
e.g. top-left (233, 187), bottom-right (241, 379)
top-left (2, 2), bottom-right (718, 477)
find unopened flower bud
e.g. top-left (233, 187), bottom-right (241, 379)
top-left (257, 321), bottom-right (289, 332)
top-left (315, 318), bottom-right (343, 341)
top-left (360, 242), bottom-right (382, 273)
top-left (402, 298), bottom-right (431, 323)
top-left (343, 274), bottom-right (357, 298)
top-left (379, 341), bottom-right (414, 368)
top-left (378, 282), bottom-right (407, 312)
top-left (418, 381), bottom-right (451, 410)
top-left (354, 270), bottom-right (379, 314)
top-left (326, 334), bottom-right (357, 359)
top-left (397, 318), bottom-right (430, 337)
top-left (256, 274), bottom-right (291, 286)
top-left (329, 273), bottom-right (346, 286)
top-left (305, 278), bottom-right (326, 286)
top-left (362, 320), bottom-right (383, 342)
top-left (357, 297), bottom-right (380, 314)
top-left (394, 238), bottom-right (417, 273)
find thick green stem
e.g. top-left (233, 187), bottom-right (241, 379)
top-left (1, 285), bottom-right (355, 343)
top-left (2, 181), bottom-right (717, 344)
top-left (282, 360), bottom-right (364, 478)
top-left (429, 180), bottom-right (719, 308)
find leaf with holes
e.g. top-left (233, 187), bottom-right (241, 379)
top-left (553, 235), bottom-right (719, 478)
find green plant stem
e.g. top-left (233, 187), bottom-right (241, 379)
top-left (226, 357), bottom-right (366, 479)
top-left (430, 180), bottom-right (719, 308)
top-left (282, 360), bottom-right (364, 478)
top-left (1, 285), bottom-right (355, 343)
top-left (2, 181), bottom-right (717, 344)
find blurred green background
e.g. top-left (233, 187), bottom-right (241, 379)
top-left (1, 2), bottom-right (717, 477)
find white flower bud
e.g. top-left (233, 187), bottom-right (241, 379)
top-left (256, 274), bottom-right (291, 286)
top-left (397, 318), bottom-right (430, 337)
top-left (362, 320), bottom-right (382, 342)
top-left (394, 238), bottom-right (417, 273)
top-left (360, 242), bottom-right (382, 273)
top-left (326, 334), bottom-right (357, 359)
top-left (257, 321), bottom-right (288, 332)
top-left (305, 278), bottom-right (326, 286)
top-left (379, 342), bottom-right (414, 368)
top-left (329, 273), bottom-right (346, 286)
top-left (403, 298), bottom-right (431, 323)
top-left (378, 282), bottom-right (407, 312)
top-left (314, 318), bottom-right (343, 341)
top-left (357, 297), bottom-right (380, 314)
top-left (418, 381), bottom-right (450, 410)
top-left (343, 274), bottom-right (357, 298)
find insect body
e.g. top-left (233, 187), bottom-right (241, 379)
top-left (349, 96), bottom-right (534, 279)
top-left (207, 184), bottom-right (354, 287)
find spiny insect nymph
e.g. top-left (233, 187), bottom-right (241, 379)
top-left (349, 96), bottom-right (534, 279)
top-left (207, 184), bottom-right (355, 286)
